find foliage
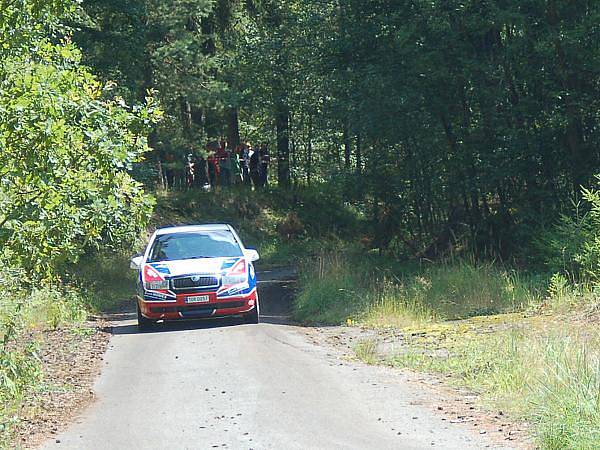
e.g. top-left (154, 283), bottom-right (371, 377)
top-left (74, 0), bottom-right (240, 169)
top-left (0, 1), bottom-right (160, 279)
top-left (541, 177), bottom-right (600, 282)
top-left (75, 0), bottom-right (600, 258)
top-left (65, 251), bottom-right (140, 313)
top-left (0, 288), bottom-right (40, 442)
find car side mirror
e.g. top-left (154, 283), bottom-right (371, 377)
top-left (130, 255), bottom-right (144, 270)
top-left (244, 249), bottom-right (260, 262)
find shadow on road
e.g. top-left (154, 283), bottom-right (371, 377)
top-left (105, 267), bottom-right (297, 336)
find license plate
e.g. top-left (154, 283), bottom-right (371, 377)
top-left (186, 295), bottom-right (210, 304)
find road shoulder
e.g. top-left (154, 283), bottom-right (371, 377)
top-left (17, 322), bottom-right (110, 449)
top-left (301, 324), bottom-right (533, 449)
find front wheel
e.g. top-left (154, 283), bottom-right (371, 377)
top-left (137, 302), bottom-right (155, 331)
top-left (243, 301), bottom-right (259, 324)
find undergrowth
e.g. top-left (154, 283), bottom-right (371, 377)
top-left (153, 187), bottom-right (362, 267)
top-left (0, 252), bottom-right (129, 446)
top-left (0, 280), bottom-right (87, 445)
top-left (294, 251), bottom-right (543, 326)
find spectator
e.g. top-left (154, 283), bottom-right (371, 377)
top-left (185, 153), bottom-right (196, 189)
top-left (196, 154), bottom-right (208, 187)
top-left (232, 145), bottom-right (243, 184)
top-left (241, 143), bottom-right (251, 185)
top-left (249, 144), bottom-right (261, 188)
top-left (217, 141), bottom-right (230, 186)
top-left (207, 151), bottom-right (219, 187)
top-left (259, 143), bottom-right (270, 187)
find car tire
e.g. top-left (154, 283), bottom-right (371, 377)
top-left (243, 300), bottom-right (260, 325)
top-left (137, 302), bottom-right (155, 331)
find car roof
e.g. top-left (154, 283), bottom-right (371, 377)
top-left (155, 224), bottom-right (232, 236)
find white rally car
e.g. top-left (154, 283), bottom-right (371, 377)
top-left (130, 224), bottom-right (260, 329)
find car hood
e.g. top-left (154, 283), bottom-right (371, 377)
top-left (148, 257), bottom-right (244, 278)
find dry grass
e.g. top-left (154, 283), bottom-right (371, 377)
top-left (354, 339), bottom-right (379, 365)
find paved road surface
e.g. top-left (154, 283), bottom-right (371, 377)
top-left (43, 269), bottom-right (511, 450)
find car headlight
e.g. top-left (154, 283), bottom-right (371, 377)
top-left (222, 275), bottom-right (247, 285)
top-left (145, 280), bottom-right (169, 290)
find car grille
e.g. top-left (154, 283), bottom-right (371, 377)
top-left (171, 276), bottom-right (219, 291)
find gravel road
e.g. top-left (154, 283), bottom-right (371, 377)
top-left (42, 269), bottom-right (513, 450)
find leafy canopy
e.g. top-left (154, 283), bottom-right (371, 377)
top-left (0, 0), bottom-right (161, 278)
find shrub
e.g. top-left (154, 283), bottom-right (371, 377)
top-left (541, 176), bottom-right (600, 283)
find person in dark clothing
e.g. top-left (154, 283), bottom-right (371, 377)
top-left (241, 143), bottom-right (251, 185)
top-left (195, 154), bottom-right (208, 187)
top-left (207, 152), bottom-right (218, 187)
top-left (216, 141), bottom-right (231, 187)
top-left (185, 153), bottom-right (196, 189)
top-left (258, 143), bottom-right (270, 187)
top-left (249, 145), bottom-right (261, 188)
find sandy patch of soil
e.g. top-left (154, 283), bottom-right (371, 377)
top-left (17, 322), bottom-right (111, 449)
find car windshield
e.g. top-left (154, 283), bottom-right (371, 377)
top-left (148, 230), bottom-right (243, 262)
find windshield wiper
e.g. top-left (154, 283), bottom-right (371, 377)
top-left (183, 256), bottom-right (214, 260)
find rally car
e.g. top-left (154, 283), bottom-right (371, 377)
top-left (130, 224), bottom-right (260, 329)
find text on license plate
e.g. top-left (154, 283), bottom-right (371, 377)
top-left (186, 295), bottom-right (210, 304)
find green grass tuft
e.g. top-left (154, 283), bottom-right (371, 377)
top-left (354, 339), bottom-right (379, 365)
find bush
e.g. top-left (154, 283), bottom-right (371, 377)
top-left (0, 4), bottom-right (159, 280)
top-left (541, 176), bottom-right (600, 283)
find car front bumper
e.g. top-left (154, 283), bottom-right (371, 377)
top-left (138, 290), bottom-right (257, 320)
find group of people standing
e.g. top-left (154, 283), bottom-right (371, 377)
top-left (185, 141), bottom-right (270, 189)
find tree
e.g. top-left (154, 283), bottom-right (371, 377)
top-left (0, 0), bottom-right (161, 278)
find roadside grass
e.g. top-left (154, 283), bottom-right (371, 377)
top-left (389, 318), bottom-right (600, 449)
top-left (354, 339), bottom-right (379, 365)
top-left (0, 285), bottom-right (79, 446)
top-left (294, 251), bottom-right (542, 326)
top-left (295, 250), bottom-right (600, 448)
top-left (0, 249), bottom-right (132, 446)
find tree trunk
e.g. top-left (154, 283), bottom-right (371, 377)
top-left (307, 117), bottom-right (313, 185)
top-left (227, 107), bottom-right (240, 148)
top-left (276, 100), bottom-right (290, 186)
top-left (356, 133), bottom-right (362, 174)
top-left (343, 120), bottom-right (351, 169)
top-left (181, 97), bottom-right (192, 136)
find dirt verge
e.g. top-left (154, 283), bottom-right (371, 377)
top-left (17, 322), bottom-right (111, 449)
top-left (302, 325), bottom-right (533, 449)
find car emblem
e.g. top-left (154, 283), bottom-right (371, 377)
top-left (191, 276), bottom-right (201, 282)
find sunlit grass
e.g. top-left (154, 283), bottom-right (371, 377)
top-left (390, 322), bottom-right (600, 449)
top-left (298, 251), bottom-right (600, 448)
top-left (294, 253), bottom-right (542, 325)
top-left (363, 280), bottom-right (437, 329)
